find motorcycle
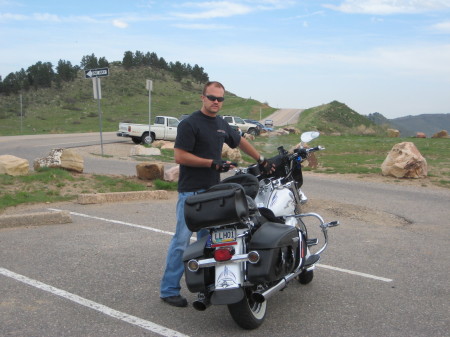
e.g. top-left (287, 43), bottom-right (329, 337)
top-left (182, 131), bottom-right (339, 329)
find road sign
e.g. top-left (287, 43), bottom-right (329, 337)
top-left (84, 67), bottom-right (109, 79)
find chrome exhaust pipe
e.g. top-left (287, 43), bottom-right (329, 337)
top-left (252, 269), bottom-right (303, 303)
top-left (192, 295), bottom-right (211, 311)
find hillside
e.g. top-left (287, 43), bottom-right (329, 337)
top-left (296, 100), bottom-right (386, 135)
top-left (389, 114), bottom-right (450, 137)
top-left (0, 66), bottom-right (276, 136)
top-left (367, 112), bottom-right (450, 137)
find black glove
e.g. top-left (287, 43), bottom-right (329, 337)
top-left (258, 159), bottom-right (275, 175)
top-left (211, 160), bottom-right (235, 172)
top-left (296, 148), bottom-right (308, 159)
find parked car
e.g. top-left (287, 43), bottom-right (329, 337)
top-left (117, 116), bottom-right (179, 144)
top-left (244, 119), bottom-right (272, 133)
top-left (223, 116), bottom-right (260, 136)
top-left (229, 124), bottom-right (243, 136)
top-left (264, 119), bottom-right (274, 127)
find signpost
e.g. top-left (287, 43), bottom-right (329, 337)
top-left (146, 80), bottom-right (153, 145)
top-left (85, 68), bottom-right (109, 155)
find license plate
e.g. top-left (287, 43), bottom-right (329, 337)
top-left (212, 228), bottom-right (236, 244)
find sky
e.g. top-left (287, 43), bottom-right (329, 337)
top-left (1, 0), bottom-right (450, 119)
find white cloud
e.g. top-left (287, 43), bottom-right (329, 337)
top-left (323, 0), bottom-right (450, 15)
top-left (113, 19), bottom-right (128, 28)
top-left (172, 1), bottom-right (253, 19)
top-left (172, 23), bottom-right (231, 29)
top-left (432, 21), bottom-right (450, 33)
top-left (32, 12), bottom-right (61, 22)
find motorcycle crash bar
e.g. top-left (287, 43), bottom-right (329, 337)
top-left (187, 251), bottom-right (260, 272)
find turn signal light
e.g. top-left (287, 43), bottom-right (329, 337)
top-left (187, 259), bottom-right (199, 272)
top-left (214, 248), bottom-right (233, 261)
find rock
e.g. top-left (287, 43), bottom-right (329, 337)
top-left (387, 129), bottom-right (400, 137)
top-left (152, 141), bottom-right (166, 148)
top-left (222, 143), bottom-right (242, 163)
top-left (161, 142), bottom-right (175, 150)
top-left (432, 130), bottom-right (448, 138)
top-left (34, 148), bottom-right (84, 173)
top-left (243, 133), bottom-right (255, 141)
top-left (415, 132), bottom-right (426, 138)
top-left (0, 155), bottom-right (30, 176)
top-left (60, 149), bottom-right (84, 173)
top-left (130, 145), bottom-right (161, 156)
top-left (381, 142), bottom-right (427, 179)
top-left (136, 162), bottom-right (164, 180)
top-left (283, 127), bottom-right (300, 135)
top-left (164, 165), bottom-right (179, 182)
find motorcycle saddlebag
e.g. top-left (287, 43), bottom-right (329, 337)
top-left (184, 183), bottom-right (249, 232)
top-left (220, 173), bottom-right (259, 199)
top-left (183, 236), bottom-right (214, 293)
top-left (247, 222), bottom-right (300, 283)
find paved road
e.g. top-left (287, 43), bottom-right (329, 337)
top-left (262, 109), bottom-right (303, 126)
top-left (1, 133), bottom-right (449, 336)
top-left (0, 132), bottom-right (143, 175)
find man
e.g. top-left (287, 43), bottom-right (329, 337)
top-left (160, 81), bottom-right (273, 307)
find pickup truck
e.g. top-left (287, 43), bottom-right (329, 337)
top-left (117, 116), bottom-right (179, 144)
top-left (222, 116), bottom-right (260, 136)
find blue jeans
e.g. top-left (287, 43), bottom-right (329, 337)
top-left (160, 191), bottom-right (206, 298)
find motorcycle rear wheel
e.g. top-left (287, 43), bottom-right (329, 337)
top-left (227, 288), bottom-right (267, 330)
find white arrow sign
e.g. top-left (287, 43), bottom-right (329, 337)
top-left (85, 68), bottom-right (109, 78)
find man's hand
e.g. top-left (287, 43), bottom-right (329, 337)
top-left (258, 158), bottom-right (276, 175)
top-left (211, 160), bottom-right (237, 172)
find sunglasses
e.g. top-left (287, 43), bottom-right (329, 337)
top-left (205, 95), bottom-right (225, 102)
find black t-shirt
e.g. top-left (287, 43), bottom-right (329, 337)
top-left (175, 110), bottom-right (241, 192)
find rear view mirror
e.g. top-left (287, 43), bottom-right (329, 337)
top-left (300, 131), bottom-right (320, 143)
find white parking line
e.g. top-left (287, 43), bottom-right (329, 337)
top-left (50, 208), bottom-right (393, 282)
top-left (0, 267), bottom-right (189, 337)
top-left (317, 264), bottom-right (393, 282)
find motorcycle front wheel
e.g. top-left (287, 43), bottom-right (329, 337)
top-left (227, 288), bottom-right (267, 330)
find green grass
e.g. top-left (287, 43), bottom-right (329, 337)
top-left (0, 66), bottom-right (276, 136)
top-left (250, 134), bottom-right (450, 187)
top-left (0, 167), bottom-right (171, 212)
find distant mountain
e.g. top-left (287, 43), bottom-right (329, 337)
top-left (367, 113), bottom-right (450, 137)
top-left (297, 101), bottom-right (386, 135)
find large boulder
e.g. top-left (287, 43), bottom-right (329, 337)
top-left (34, 148), bottom-right (84, 173)
top-left (164, 165), bottom-right (179, 182)
top-left (222, 143), bottom-right (242, 163)
top-left (387, 129), bottom-right (400, 137)
top-left (0, 155), bottom-right (30, 176)
top-left (415, 132), bottom-right (426, 138)
top-left (243, 133), bottom-right (255, 141)
top-left (136, 162), bottom-right (164, 180)
top-left (283, 127), bottom-right (301, 135)
top-left (432, 130), bottom-right (448, 138)
top-left (130, 145), bottom-right (161, 156)
top-left (381, 142), bottom-right (427, 179)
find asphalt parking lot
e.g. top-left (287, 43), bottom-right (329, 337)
top-left (1, 193), bottom-right (449, 337)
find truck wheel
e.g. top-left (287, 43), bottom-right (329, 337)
top-left (227, 288), bottom-right (266, 329)
top-left (141, 132), bottom-right (154, 145)
top-left (248, 128), bottom-right (257, 136)
top-left (131, 137), bottom-right (141, 144)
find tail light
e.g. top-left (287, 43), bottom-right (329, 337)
top-left (128, 125), bottom-right (131, 132)
top-left (214, 247), bottom-right (234, 262)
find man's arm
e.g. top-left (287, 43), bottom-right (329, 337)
top-left (174, 148), bottom-right (213, 168)
top-left (237, 137), bottom-right (261, 162)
